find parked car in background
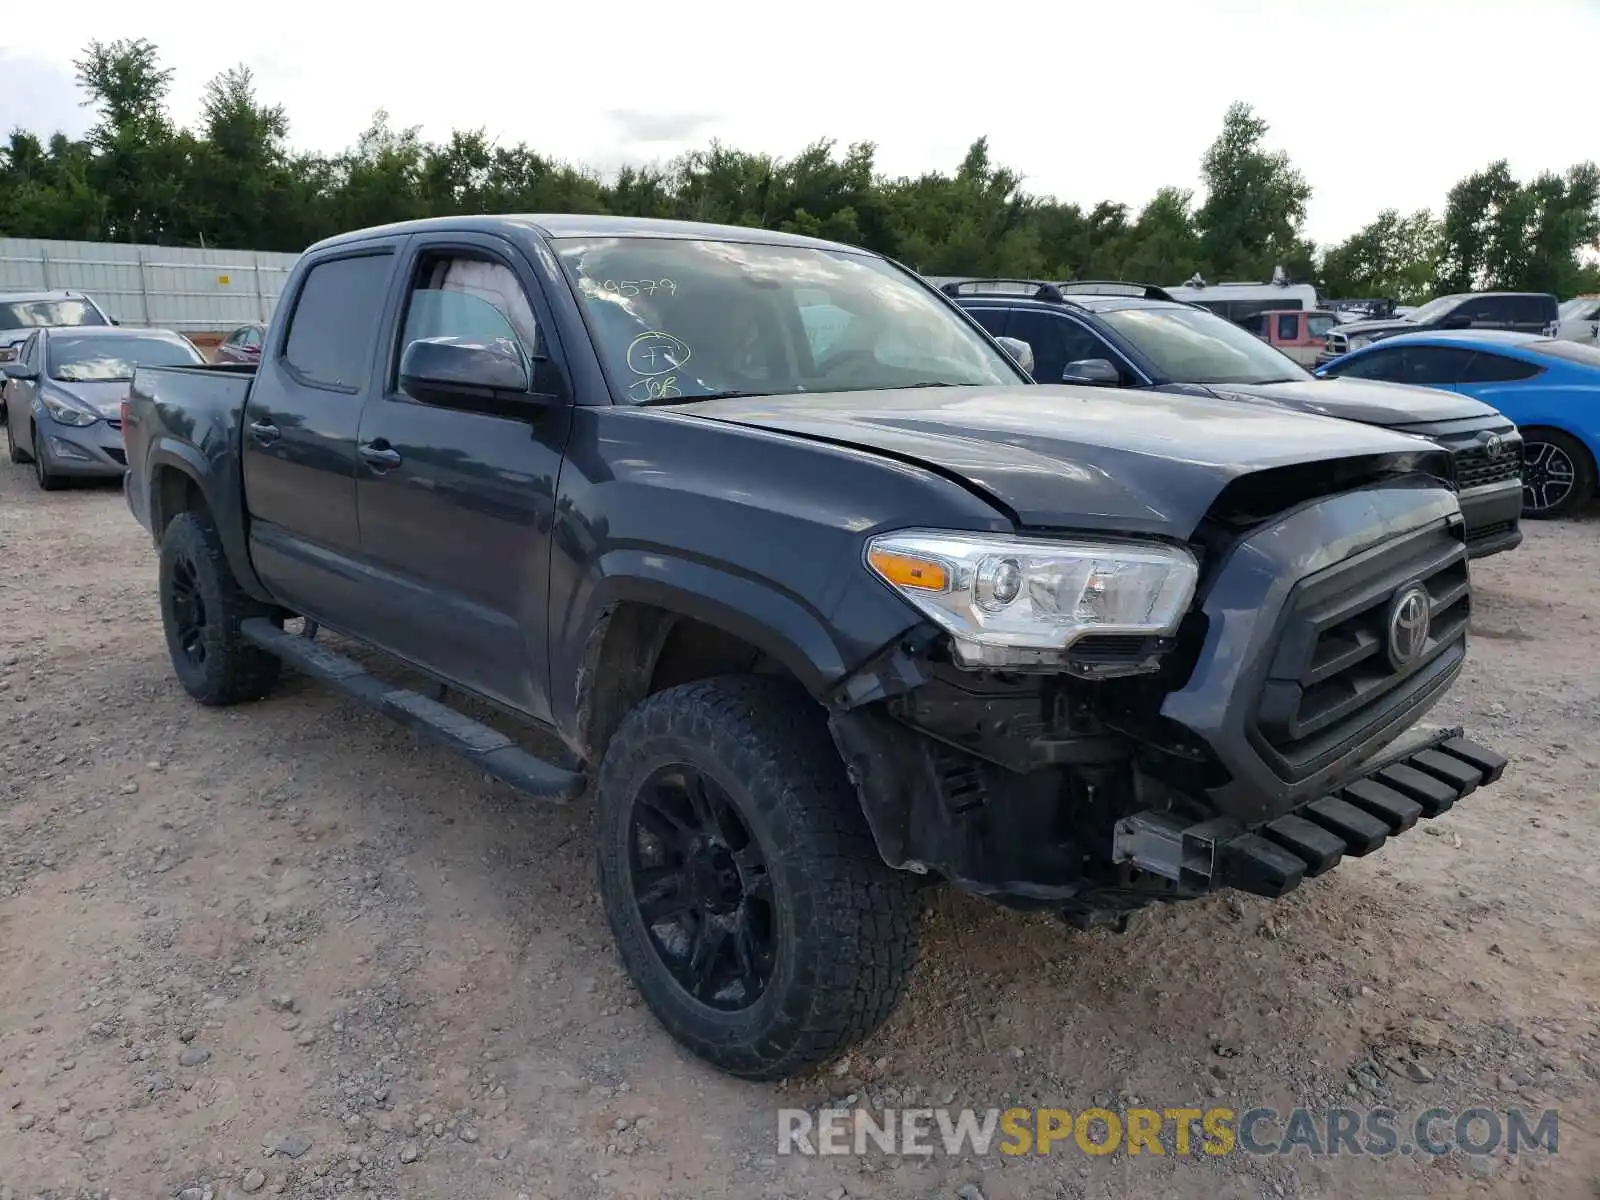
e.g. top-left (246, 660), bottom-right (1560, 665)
top-left (1319, 292), bottom-right (1560, 366)
top-left (1243, 308), bottom-right (1341, 366)
top-left (1551, 296), bottom-right (1600, 346)
top-left (0, 289), bottom-right (117, 421)
top-left (3, 326), bottom-right (205, 490)
top-left (215, 322), bottom-right (268, 364)
top-left (946, 279), bottom-right (1525, 557)
top-left (1317, 330), bottom-right (1600, 518)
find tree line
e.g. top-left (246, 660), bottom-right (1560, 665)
top-left (4, 39), bottom-right (1598, 304)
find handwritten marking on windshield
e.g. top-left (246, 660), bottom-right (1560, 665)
top-left (628, 375), bottom-right (683, 403)
top-left (604, 279), bottom-right (678, 297)
top-left (627, 331), bottom-right (693, 377)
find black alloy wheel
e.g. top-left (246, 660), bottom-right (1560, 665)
top-left (627, 764), bottom-right (775, 1010)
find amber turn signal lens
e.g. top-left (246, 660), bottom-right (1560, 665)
top-left (867, 548), bottom-right (949, 591)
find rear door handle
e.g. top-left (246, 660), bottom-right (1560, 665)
top-left (360, 442), bottom-right (402, 469)
top-left (248, 420), bottom-right (280, 445)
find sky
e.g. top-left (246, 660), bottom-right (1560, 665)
top-left (3, 0), bottom-right (1598, 247)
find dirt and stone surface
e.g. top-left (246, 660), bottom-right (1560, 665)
top-left (1, 452), bottom-right (1598, 1200)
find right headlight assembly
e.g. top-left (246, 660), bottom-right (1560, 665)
top-left (865, 529), bottom-right (1199, 670)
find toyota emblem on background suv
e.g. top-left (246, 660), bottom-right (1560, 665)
top-left (1387, 584), bottom-right (1432, 669)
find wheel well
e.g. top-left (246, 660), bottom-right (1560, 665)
top-left (151, 464), bottom-right (208, 535)
top-left (575, 603), bottom-right (803, 765)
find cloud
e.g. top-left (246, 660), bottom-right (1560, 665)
top-left (605, 109), bottom-right (718, 146)
top-left (0, 51), bottom-right (91, 140)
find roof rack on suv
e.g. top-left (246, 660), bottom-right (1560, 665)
top-left (938, 278), bottom-right (1069, 303)
top-left (1057, 280), bottom-right (1177, 302)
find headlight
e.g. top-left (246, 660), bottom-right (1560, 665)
top-left (41, 393), bottom-right (98, 427)
top-left (865, 530), bottom-right (1199, 670)
top-left (1347, 336), bottom-right (1371, 350)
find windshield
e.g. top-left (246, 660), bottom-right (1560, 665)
top-left (47, 333), bottom-right (204, 382)
top-left (1558, 298), bottom-right (1598, 320)
top-left (0, 298), bottom-right (109, 331)
top-left (552, 237), bottom-right (1022, 403)
top-left (1096, 305), bottom-right (1310, 385)
top-left (1400, 295), bottom-right (1463, 325)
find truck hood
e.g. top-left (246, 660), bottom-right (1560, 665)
top-left (1333, 318), bottom-right (1416, 339)
top-left (1184, 378), bottom-right (1497, 425)
top-left (681, 385), bottom-right (1444, 537)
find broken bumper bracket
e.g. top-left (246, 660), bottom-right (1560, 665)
top-left (1115, 733), bottom-right (1508, 901)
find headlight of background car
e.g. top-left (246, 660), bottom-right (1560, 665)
top-left (1347, 335), bottom-right (1372, 350)
top-left (40, 393), bottom-right (99, 427)
top-left (865, 530), bottom-right (1198, 670)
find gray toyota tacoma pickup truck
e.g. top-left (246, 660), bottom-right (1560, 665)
top-left (122, 215), bottom-right (1507, 1080)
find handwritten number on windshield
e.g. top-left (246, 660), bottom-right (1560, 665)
top-left (603, 279), bottom-right (677, 297)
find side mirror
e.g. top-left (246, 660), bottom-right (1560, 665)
top-left (1062, 358), bottom-right (1121, 386)
top-left (994, 336), bottom-right (1035, 377)
top-left (399, 336), bottom-right (539, 410)
top-left (0, 361), bottom-right (37, 381)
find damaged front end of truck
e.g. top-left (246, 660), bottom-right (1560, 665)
top-left (827, 448), bottom-right (1508, 931)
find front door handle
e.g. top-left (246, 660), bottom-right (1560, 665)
top-left (360, 442), bottom-right (402, 469)
top-left (248, 420), bottom-right (280, 445)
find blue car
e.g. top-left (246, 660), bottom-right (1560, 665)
top-left (1317, 330), bottom-right (1600, 519)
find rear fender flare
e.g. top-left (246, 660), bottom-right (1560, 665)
top-left (145, 438), bottom-right (272, 602)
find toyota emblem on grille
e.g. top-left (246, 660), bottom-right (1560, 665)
top-left (1387, 584), bottom-right (1432, 669)
top-left (1480, 431), bottom-right (1507, 458)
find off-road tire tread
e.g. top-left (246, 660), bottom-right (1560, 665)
top-left (596, 675), bottom-right (919, 1080)
top-left (159, 510), bottom-right (282, 706)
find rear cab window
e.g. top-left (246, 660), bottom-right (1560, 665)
top-left (282, 253), bottom-right (396, 392)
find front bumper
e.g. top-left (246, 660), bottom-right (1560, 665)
top-left (1115, 724), bottom-right (1506, 899)
top-left (36, 417), bottom-right (126, 478)
top-left (1458, 479), bottom-right (1524, 558)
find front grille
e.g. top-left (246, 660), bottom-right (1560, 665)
top-left (105, 418), bottom-right (122, 431)
top-left (1453, 442), bottom-right (1522, 489)
top-left (1254, 522), bottom-right (1469, 780)
top-left (1325, 332), bottom-right (1348, 354)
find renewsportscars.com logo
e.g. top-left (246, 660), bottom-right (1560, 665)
top-left (778, 1105), bottom-right (1561, 1159)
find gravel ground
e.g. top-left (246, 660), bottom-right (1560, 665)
top-left (1, 451), bottom-right (1598, 1200)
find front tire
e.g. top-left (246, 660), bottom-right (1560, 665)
top-left (158, 510), bottom-right (283, 705)
top-left (595, 676), bottom-right (920, 1080)
top-left (1522, 429), bottom-right (1595, 519)
top-left (32, 427), bottom-right (62, 490)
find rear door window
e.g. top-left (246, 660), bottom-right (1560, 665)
top-left (1458, 352), bottom-right (1543, 383)
top-left (283, 252), bottom-right (395, 392)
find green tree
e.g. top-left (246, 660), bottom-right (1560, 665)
top-left (1437, 160), bottom-right (1600, 295)
top-left (1321, 208), bottom-right (1441, 303)
top-left (1194, 102), bottom-right (1312, 282)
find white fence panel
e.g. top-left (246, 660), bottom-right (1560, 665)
top-left (0, 237), bottom-right (304, 332)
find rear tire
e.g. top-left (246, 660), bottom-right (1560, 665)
top-left (595, 675), bottom-right (919, 1080)
top-left (158, 510), bottom-right (283, 705)
top-left (1521, 428), bottom-right (1595, 519)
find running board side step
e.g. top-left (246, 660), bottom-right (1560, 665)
top-left (240, 618), bottom-right (585, 801)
